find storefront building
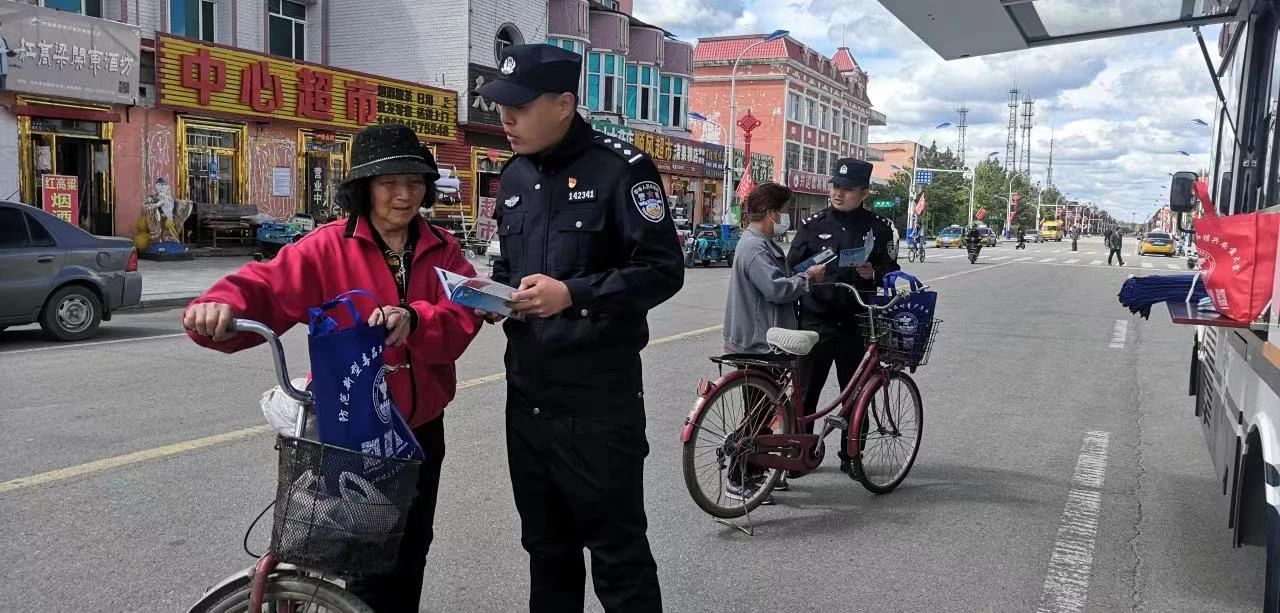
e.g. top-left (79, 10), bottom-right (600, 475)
top-left (151, 34), bottom-right (462, 242)
top-left (0, 2), bottom-right (142, 238)
top-left (786, 169), bottom-right (830, 220)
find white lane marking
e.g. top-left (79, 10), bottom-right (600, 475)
top-left (1039, 257), bottom-right (1057, 263)
top-left (1064, 259), bottom-right (1080, 264)
top-left (939, 254), bottom-right (966, 259)
top-left (924, 261), bottom-right (1014, 282)
top-left (1016, 256), bottom-right (1033, 262)
top-left (1141, 262), bottom-right (1154, 269)
top-left (0, 332), bottom-right (189, 355)
top-left (1109, 320), bottom-right (1128, 349)
top-left (1037, 431), bottom-right (1111, 613)
top-left (1090, 260), bottom-right (1103, 266)
top-left (989, 256), bottom-right (1009, 261)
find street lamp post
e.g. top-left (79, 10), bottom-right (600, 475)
top-left (1006, 170), bottom-right (1029, 239)
top-left (907, 122), bottom-right (952, 239)
top-left (727, 29), bottom-right (788, 222)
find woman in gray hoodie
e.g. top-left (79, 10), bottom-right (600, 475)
top-left (722, 182), bottom-right (826, 502)
top-left (724, 182), bottom-right (826, 354)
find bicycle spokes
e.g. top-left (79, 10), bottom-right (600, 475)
top-left (852, 374), bottom-right (923, 493)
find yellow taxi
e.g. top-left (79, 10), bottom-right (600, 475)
top-left (936, 226), bottom-right (966, 248)
top-left (1138, 231), bottom-right (1176, 256)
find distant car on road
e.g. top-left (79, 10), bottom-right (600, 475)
top-left (936, 226), bottom-right (965, 248)
top-left (1024, 230), bottom-right (1043, 243)
top-left (0, 202), bottom-right (142, 341)
top-left (1138, 231), bottom-right (1176, 257)
top-left (977, 227), bottom-right (997, 247)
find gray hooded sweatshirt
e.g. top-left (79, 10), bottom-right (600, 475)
top-left (723, 226), bottom-right (811, 354)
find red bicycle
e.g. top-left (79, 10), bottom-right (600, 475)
top-left (681, 281), bottom-right (938, 519)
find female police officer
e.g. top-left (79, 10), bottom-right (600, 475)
top-left (476, 43), bottom-right (684, 612)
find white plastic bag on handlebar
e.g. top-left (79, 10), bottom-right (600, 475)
top-left (260, 377), bottom-right (310, 436)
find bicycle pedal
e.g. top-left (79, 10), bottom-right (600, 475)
top-left (824, 415), bottom-right (849, 430)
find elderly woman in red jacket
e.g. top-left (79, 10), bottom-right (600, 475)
top-left (184, 124), bottom-right (481, 613)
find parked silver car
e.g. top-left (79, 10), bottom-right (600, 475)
top-left (0, 202), bottom-right (142, 341)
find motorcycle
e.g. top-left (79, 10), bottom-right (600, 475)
top-left (1015, 237), bottom-right (1027, 250)
top-left (966, 237), bottom-right (982, 264)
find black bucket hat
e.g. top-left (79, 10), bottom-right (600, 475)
top-left (342, 124), bottom-right (440, 185)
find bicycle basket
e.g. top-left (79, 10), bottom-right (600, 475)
top-left (270, 436), bottom-right (421, 576)
top-left (860, 315), bottom-right (942, 368)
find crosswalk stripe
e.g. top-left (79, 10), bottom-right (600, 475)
top-left (1091, 260), bottom-right (1103, 266)
top-left (1142, 262), bottom-right (1154, 269)
top-left (1065, 259), bottom-right (1080, 264)
top-left (1016, 256), bottom-right (1033, 262)
top-left (1039, 258), bottom-right (1056, 263)
top-left (1167, 264), bottom-right (1181, 270)
top-left (990, 256), bottom-right (1009, 261)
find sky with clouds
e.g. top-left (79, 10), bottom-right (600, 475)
top-left (634, 0), bottom-right (1222, 222)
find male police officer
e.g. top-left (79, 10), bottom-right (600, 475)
top-left (786, 158), bottom-right (899, 474)
top-left (477, 44), bottom-right (683, 612)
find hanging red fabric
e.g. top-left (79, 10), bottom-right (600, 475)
top-left (1192, 179), bottom-right (1280, 322)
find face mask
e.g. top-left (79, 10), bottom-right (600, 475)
top-left (772, 212), bottom-right (791, 237)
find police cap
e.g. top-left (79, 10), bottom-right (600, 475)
top-left (831, 158), bottom-right (873, 189)
top-left (475, 43), bottom-right (583, 106)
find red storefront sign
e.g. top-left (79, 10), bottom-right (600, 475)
top-left (41, 174), bottom-right (79, 225)
top-left (788, 170), bottom-right (829, 195)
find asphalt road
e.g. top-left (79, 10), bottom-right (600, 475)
top-left (0, 237), bottom-right (1263, 612)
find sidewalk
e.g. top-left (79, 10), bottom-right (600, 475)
top-left (138, 254), bottom-right (492, 309)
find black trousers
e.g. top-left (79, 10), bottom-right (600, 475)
top-left (799, 323), bottom-right (866, 461)
top-left (506, 389), bottom-right (662, 613)
top-left (1109, 248), bottom-right (1125, 266)
top-left (347, 416), bottom-right (446, 613)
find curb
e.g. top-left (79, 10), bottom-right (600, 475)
top-left (137, 292), bottom-right (202, 310)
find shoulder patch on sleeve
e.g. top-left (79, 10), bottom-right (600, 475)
top-left (630, 180), bottom-right (666, 223)
top-left (594, 132), bottom-right (649, 165)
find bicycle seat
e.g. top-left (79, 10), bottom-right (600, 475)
top-left (766, 328), bottom-right (819, 356)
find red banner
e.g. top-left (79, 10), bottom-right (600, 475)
top-left (914, 192), bottom-right (926, 215)
top-left (976, 207), bottom-right (987, 221)
top-left (41, 174), bottom-right (79, 225)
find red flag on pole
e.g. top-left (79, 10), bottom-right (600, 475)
top-left (736, 176), bottom-right (755, 200)
top-left (976, 207), bottom-right (987, 221)
top-left (914, 192), bottom-right (926, 216)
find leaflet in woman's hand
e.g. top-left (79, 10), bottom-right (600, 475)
top-left (434, 267), bottom-right (523, 319)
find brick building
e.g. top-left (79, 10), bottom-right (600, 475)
top-left (690, 34), bottom-right (886, 220)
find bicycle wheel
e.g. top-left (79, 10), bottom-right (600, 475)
top-left (907, 248), bottom-right (917, 263)
top-left (195, 573), bottom-right (373, 613)
top-left (919, 248), bottom-right (926, 262)
top-left (682, 374), bottom-right (791, 518)
top-left (850, 372), bottom-right (923, 494)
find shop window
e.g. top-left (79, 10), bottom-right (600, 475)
top-left (171, 0), bottom-right (217, 42)
top-left (587, 52), bottom-right (625, 114)
top-left (659, 76), bottom-right (687, 129)
top-left (300, 130), bottom-right (351, 221)
top-left (268, 0), bottom-right (306, 60)
top-left (20, 114), bottom-right (114, 236)
top-left (802, 146), bottom-right (815, 172)
top-left (786, 143), bottom-right (800, 170)
top-left (181, 120), bottom-right (245, 207)
top-left (495, 24), bottom-right (524, 64)
top-left (548, 38), bottom-right (587, 104)
top-left (42, 0), bottom-right (102, 17)
top-left (625, 64), bottom-right (658, 122)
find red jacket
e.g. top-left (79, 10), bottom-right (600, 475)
top-left (186, 216), bottom-right (482, 428)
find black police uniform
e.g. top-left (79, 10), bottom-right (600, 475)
top-left (479, 43), bottom-right (684, 613)
top-left (785, 159), bottom-right (899, 462)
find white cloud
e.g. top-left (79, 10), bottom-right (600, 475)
top-left (640, 0), bottom-right (1226, 220)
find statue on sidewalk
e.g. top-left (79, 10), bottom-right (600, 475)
top-left (139, 178), bottom-right (194, 260)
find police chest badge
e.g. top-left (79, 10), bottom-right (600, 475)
top-left (630, 181), bottom-right (665, 223)
top-left (504, 194), bottom-right (521, 208)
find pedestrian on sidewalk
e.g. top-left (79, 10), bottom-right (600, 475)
top-left (477, 43), bottom-right (683, 612)
top-left (183, 124), bottom-right (483, 613)
top-left (722, 182), bottom-right (825, 503)
top-left (1108, 229), bottom-right (1126, 266)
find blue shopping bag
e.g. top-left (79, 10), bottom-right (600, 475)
top-left (877, 272), bottom-right (938, 362)
top-left (307, 290), bottom-right (424, 467)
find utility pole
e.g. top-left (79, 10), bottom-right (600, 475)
top-left (1005, 89), bottom-right (1019, 175)
top-left (1020, 96), bottom-right (1035, 176)
top-left (955, 105), bottom-right (969, 167)
top-left (1046, 123), bottom-right (1055, 187)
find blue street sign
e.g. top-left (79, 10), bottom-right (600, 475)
top-left (915, 170), bottom-right (933, 185)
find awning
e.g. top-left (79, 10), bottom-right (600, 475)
top-left (874, 0), bottom-right (1248, 60)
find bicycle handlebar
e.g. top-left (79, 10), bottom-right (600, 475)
top-left (228, 319), bottom-right (311, 406)
top-left (825, 282), bottom-right (909, 312)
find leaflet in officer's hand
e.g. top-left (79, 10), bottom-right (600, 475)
top-left (838, 246), bottom-right (870, 267)
top-left (434, 267), bottom-right (524, 320)
top-left (792, 247), bottom-right (837, 273)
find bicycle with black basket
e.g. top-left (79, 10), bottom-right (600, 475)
top-left (186, 319), bottom-right (420, 613)
top-left (680, 276), bottom-right (939, 531)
